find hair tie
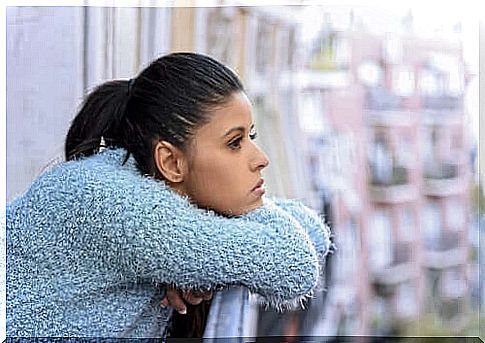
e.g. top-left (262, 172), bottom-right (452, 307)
top-left (98, 136), bottom-right (107, 153)
top-left (128, 78), bottom-right (135, 96)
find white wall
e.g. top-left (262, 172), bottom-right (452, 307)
top-left (7, 7), bottom-right (85, 201)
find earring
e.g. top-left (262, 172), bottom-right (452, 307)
top-left (99, 136), bottom-right (107, 153)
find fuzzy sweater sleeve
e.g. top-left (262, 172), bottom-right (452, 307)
top-left (259, 197), bottom-right (334, 257)
top-left (14, 149), bottom-right (321, 310)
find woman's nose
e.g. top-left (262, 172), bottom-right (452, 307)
top-left (250, 143), bottom-right (269, 171)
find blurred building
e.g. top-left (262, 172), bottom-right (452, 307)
top-left (302, 14), bottom-right (474, 336)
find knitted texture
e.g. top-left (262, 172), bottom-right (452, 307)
top-left (6, 148), bottom-right (333, 338)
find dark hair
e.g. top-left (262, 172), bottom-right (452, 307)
top-left (65, 52), bottom-right (244, 178)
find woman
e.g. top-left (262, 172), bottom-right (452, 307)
top-left (6, 52), bottom-right (333, 338)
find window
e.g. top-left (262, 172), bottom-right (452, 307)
top-left (334, 36), bottom-right (351, 67)
top-left (441, 267), bottom-right (466, 298)
top-left (334, 219), bottom-right (358, 283)
top-left (427, 52), bottom-right (463, 96)
top-left (278, 27), bottom-right (296, 70)
top-left (298, 91), bottom-right (327, 134)
top-left (446, 197), bottom-right (465, 231)
top-left (255, 20), bottom-right (273, 75)
top-left (205, 7), bottom-right (236, 66)
top-left (368, 209), bottom-right (393, 272)
top-left (448, 69), bottom-right (464, 96)
top-left (422, 201), bottom-right (442, 250)
top-left (392, 66), bottom-right (415, 96)
top-left (310, 32), bottom-right (350, 70)
top-left (419, 70), bottom-right (439, 96)
top-left (358, 61), bottom-right (383, 87)
top-left (368, 131), bottom-right (393, 185)
top-left (383, 35), bottom-right (402, 64)
top-left (395, 282), bottom-right (418, 317)
top-left (398, 205), bottom-right (415, 243)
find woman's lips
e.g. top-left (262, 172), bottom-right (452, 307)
top-left (252, 179), bottom-right (265, 196)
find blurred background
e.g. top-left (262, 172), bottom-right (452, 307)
top-left (4, 1), bottom-right (482, 341)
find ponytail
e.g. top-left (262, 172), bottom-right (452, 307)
top-left (65, 80), bottom-right (131, 161)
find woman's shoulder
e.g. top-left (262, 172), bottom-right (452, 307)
top-left (46, 149), bottom-right (187, 208)
top-left (6, 148), bottom-right (186, 223)
top-left (8, 149), bottom-right (143, 205)
top-left (39, 149), bottom-right (139, 185)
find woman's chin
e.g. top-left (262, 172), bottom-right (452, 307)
top-left (236, 199), bottom-right (264, 216)
top-left (210, 200), bottom-right (263, 217)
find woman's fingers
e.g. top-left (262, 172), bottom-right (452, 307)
top-left (190, 289), bottom-right (214, 300)
top-left (160, 288), bottom-right (213, 312)
top-left (162, 287), bottom-right (187, 314)
top-left (201, 290), bottom-right (213, 300)
top-left (181, 290), bottom-right (203, 305)
top-left (160, 297), bottom-right (169, 308)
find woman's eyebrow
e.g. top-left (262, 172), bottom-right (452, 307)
top-left (223, 126), bottom-right (245, 138)
top-left (222, 124), bottom-right (254, 138)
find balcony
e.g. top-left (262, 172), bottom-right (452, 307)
top-left (421, 95), bottom-right (461, 111)
top-left (365, 86), bottom-right (402, 111)
top-left (366, 110), bottom-right (414, 127)
top-left (424, 231), bottom-right (468, 269)
top-left (297, 70), bottom-right (351, 90)
top-left (371, 165), bottom-right (408, 187)
top-left (424, 162), bottom-right (458, 179)
top-left (372, 242), bottom-right (415, 288)
top-left (204, 287), bottom-right (257, 339)
top-left (424, 247), bottom-right (468, 270)
top-left (369, 165), bottom-right (417, 203)
top-left (423, 162), bottom-right (464, 197)
top-left (372, 261), bottom-right (415, 298)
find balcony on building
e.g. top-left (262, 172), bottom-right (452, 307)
top-left (372, 241), bottom-right (415, 289)
top-left (423, 161), bottom-right (465, 197)
top-left (368, 161), bottom-right (417, 204)
top-left (366, 110), bottom-right (417, 204)
top-left (421, 109), bottom-right (467, 197)
top-left (302, 30), bottom-right (352, 90)
top-left (421, 95), bottom-right (462, 111)
top-left (364, 86), bottom-right (402, 112)
top-left (424, 230), bottom-right (468, 270)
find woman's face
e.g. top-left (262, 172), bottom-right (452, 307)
top-left (182, 92), bottom-right (269, 216)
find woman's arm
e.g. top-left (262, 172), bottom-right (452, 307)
top-left (260, 197), bottom-right (334, 257)
top-left (34, 150), bottom-right (321, 310)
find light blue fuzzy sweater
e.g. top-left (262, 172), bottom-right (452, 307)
top-left (6, 148), bottom-right (333, 338)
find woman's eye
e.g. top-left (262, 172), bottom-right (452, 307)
top-left (228, 137), bottom-right (243, 150)
top-left (249, 129), bottom-right (258, 140)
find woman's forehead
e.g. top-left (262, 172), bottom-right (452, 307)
top-left (197, 93), bottom-right (254, 137)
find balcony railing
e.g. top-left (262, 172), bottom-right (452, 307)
top-left (423, 162), bottom-right (464, 197)
top-left (421, 95), bottom-right (461, 110)
top-left (423, 230), bottom-right (467, 269)
top-left (370, 184), bottom-right (418, 204)
top-left (369, 164), bottom-right (417, 203)
top-left (424, 247), bottom-right (468, 270)
top-left (424, 162), bottom-right (459, 180)
top-left (370, 165), bottom-right (409, 187)
top-left (365, 86), bottom-right (401, 111)
top-left (203, 287), bottom-right (258, 339)
top-left (372, 242), bottom-right (415, 288)
top-left (424, 230), bottom-right (462, 252)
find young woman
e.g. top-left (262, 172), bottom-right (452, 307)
top-left (6, 52), bottom-right (333, 339)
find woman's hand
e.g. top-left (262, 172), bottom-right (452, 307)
top-left (161, 287), bottom-right (213, 314)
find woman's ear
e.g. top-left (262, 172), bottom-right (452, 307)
top-left (154, 141), bottom-right (187, 183)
